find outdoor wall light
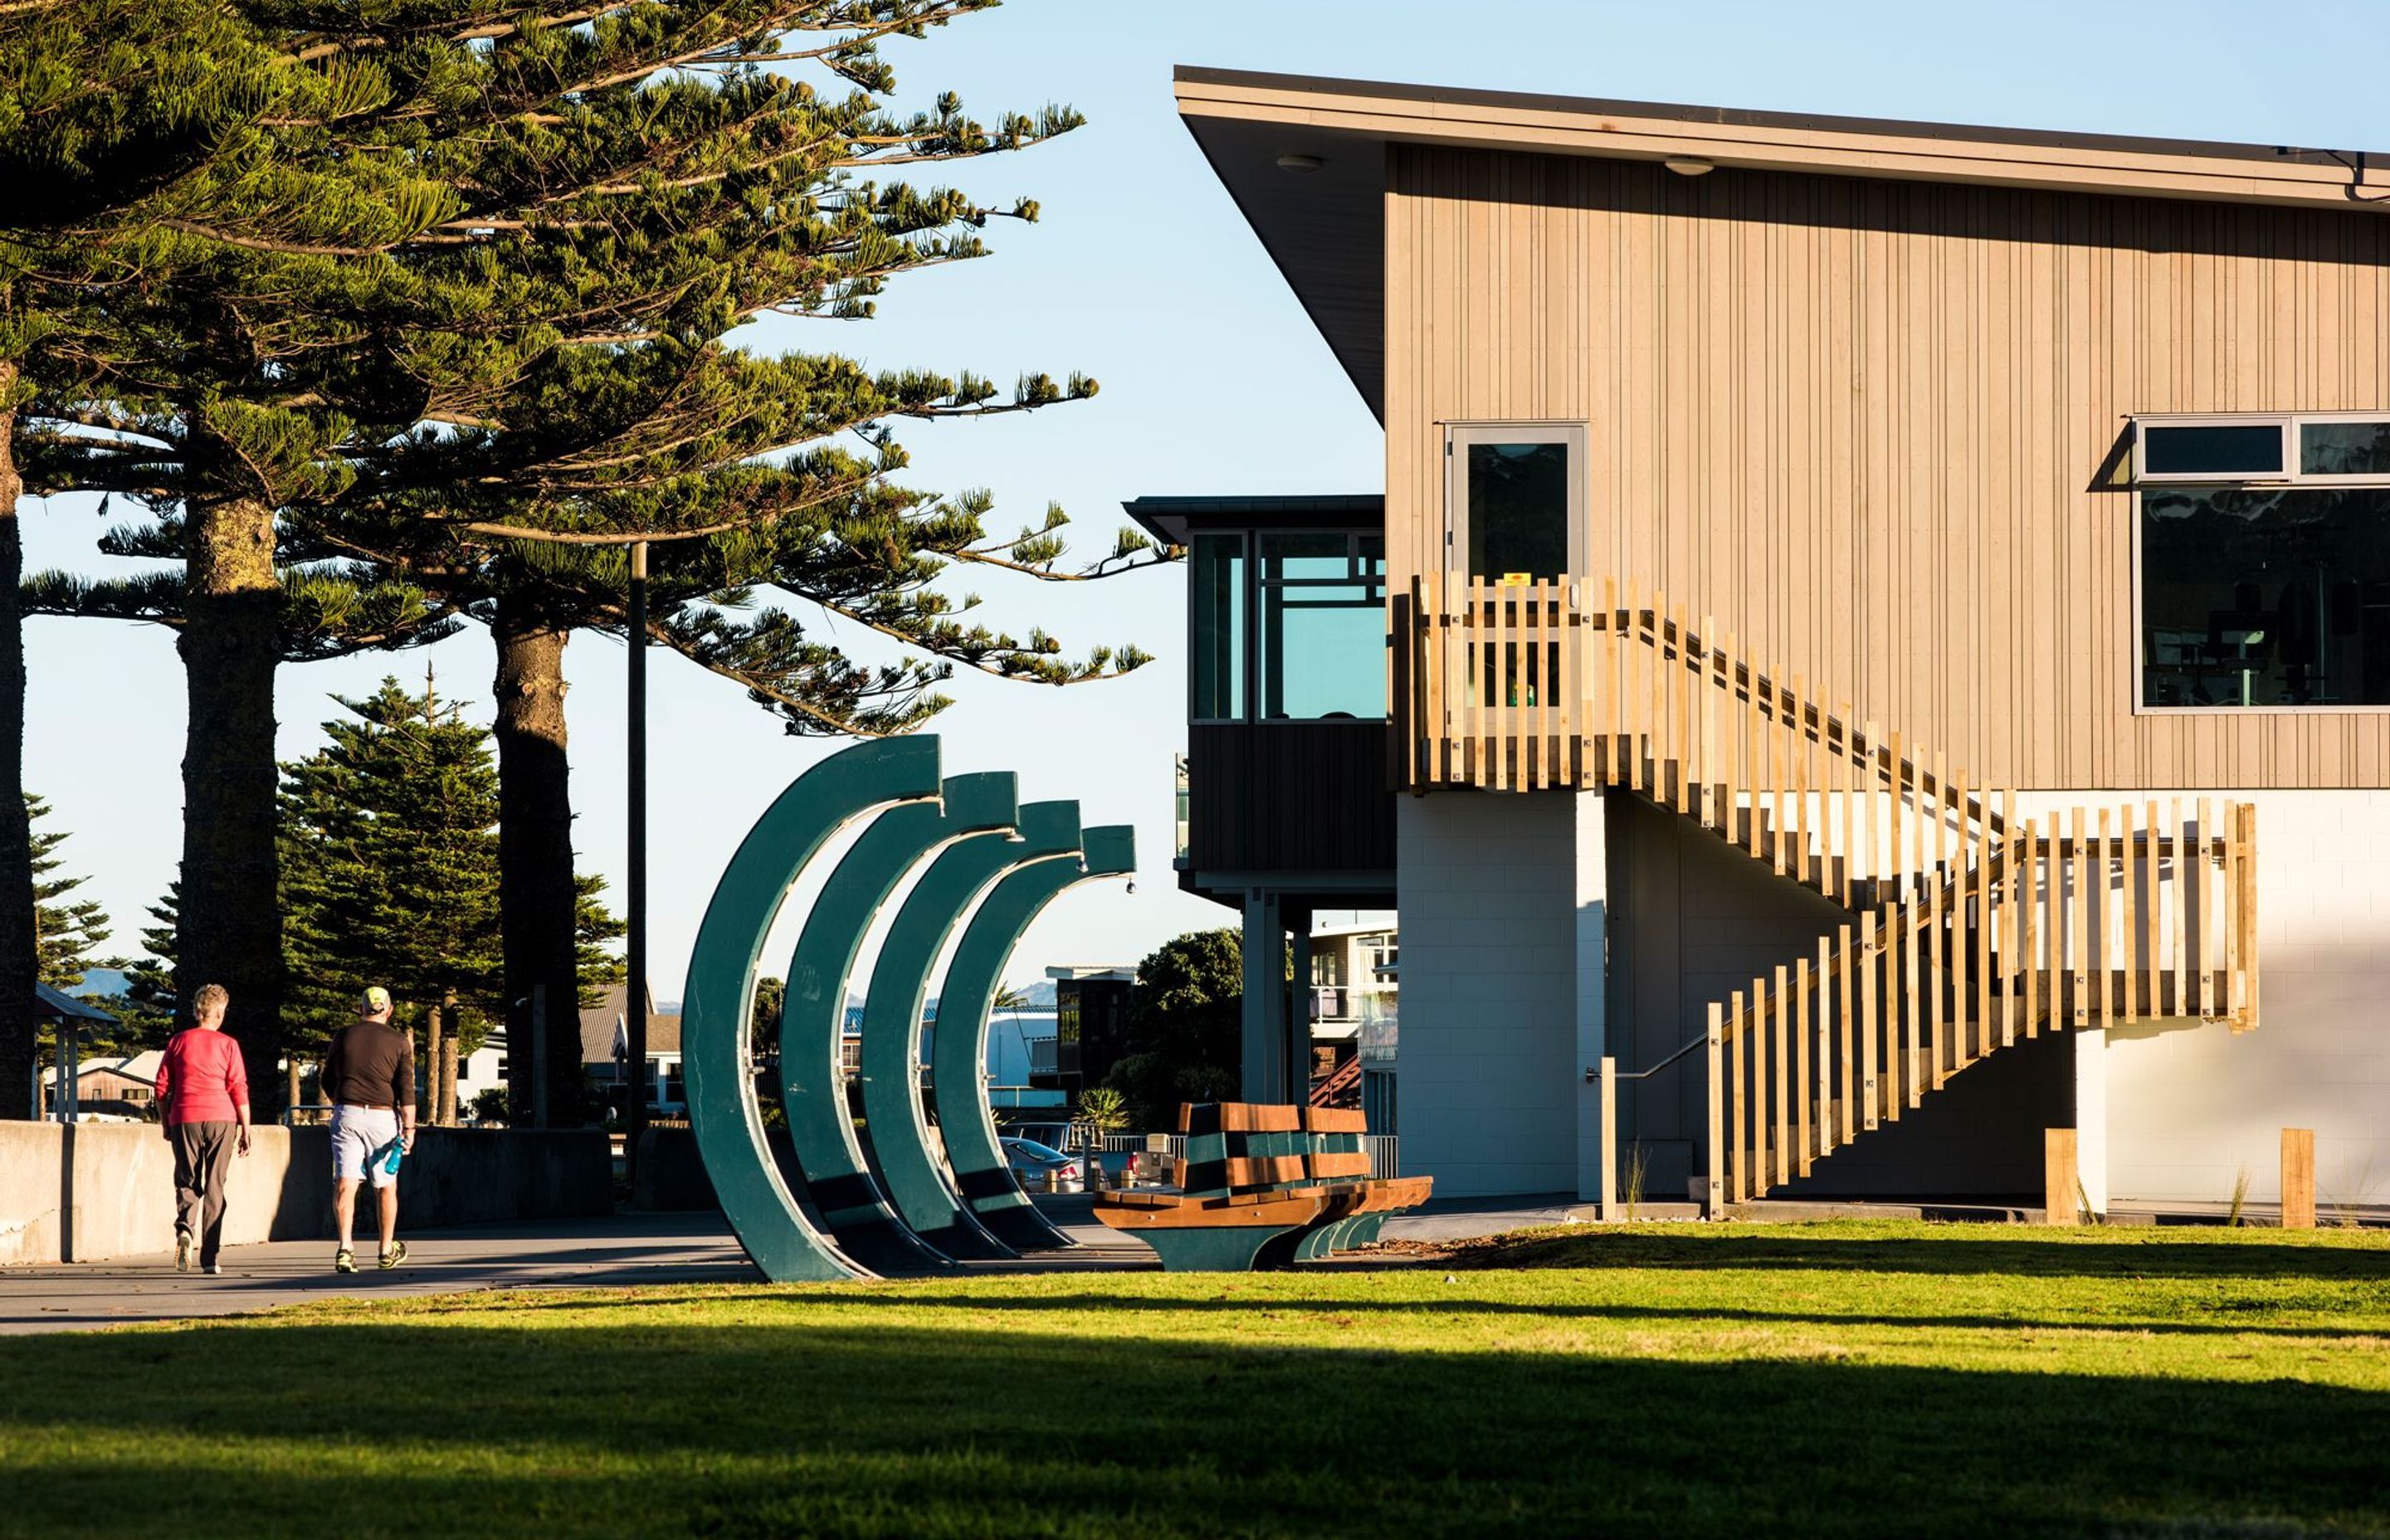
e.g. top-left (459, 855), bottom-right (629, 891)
top-left (1663, 155), bottom-right (1717, 177)
top-left (1275, 153), bottom-right (1325, 173)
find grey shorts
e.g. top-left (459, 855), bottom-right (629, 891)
top-left (329, 1105), bottom-right (402, 1187)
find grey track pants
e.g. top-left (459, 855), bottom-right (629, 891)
top-left (169, 1121), bottom-right (238, 1267)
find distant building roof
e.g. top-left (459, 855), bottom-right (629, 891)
top-left (1121, 494), bottom-right (1382, 548)
top-left (578, 981), bottom-right (681, 1065)
top-left (36, 982), bottom-right (116, 1024)
top-left (1045, 965), bottom-right (1138, 983)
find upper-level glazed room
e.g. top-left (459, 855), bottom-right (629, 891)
top-left (1175, 68), bottom-right (2390, 790)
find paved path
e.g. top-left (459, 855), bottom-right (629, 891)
top-left (1, 1195), bottom-right (1592, 1336)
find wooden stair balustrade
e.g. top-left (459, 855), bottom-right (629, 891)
top-left (1393, 575), bottom-right (2263, 1210)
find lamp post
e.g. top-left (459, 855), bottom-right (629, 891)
top-left (626, 540), bottom-right (649, 1187)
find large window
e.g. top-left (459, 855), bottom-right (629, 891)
top-left (2137, 413), bottom-right (2390, 709)
top-left (1256, 533), bottom-right (1386, 719)
top-left (1188, 529), bottom-right (1387, 722)
top-left (1191, 534), bottom-right (1245, 721)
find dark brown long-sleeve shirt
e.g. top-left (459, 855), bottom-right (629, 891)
top-left (322, 1019), bottom-right (414, 1113)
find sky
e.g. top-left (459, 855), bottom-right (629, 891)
top-left (24, 0), bottom-right (2390, 1007)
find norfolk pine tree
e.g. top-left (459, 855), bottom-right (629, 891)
top-left (23, 2), bottom-right (1153, 1121)
top-left (7, 3), bottom-right (458, 1108)
top-left (0, 0), bottom-right (319, 1113)
top-left (261, 2), bottom-right (1152, 1118)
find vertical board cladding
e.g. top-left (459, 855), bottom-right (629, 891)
top-left (1383, 144), bottom-right (2390, 790)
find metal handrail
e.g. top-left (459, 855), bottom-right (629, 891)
top-left (1587, 1033), bottom-right (1705, 1084)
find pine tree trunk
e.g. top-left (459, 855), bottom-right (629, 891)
top-left (437, 1033), bottom-right (459, 1125)
top-left (493, 600), bottom-right (583, 1126)
top-left (0, 382), bottom-right (39, 1119)
top-left (177, 490), bottom-right (287, 1113)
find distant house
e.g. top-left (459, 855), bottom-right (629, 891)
top-left (41, 1047), bottom-right (157, 1119)
top-left (580, 982), bottom-right (683, 1109)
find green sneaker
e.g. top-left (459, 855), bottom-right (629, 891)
top-left (378, 1240), bottom-right (407, 1271)
top-left (334, 1247), bottom-right (356, 1274)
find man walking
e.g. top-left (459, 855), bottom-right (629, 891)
top-left (324, 986), bottom-right (416, 1274)
top-left (154, 984), bottom-right (251, 1275)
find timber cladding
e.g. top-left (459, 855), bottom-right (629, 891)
top-left (1383, 143), bottom-right (2390, 790)
top-left (1186, 721), bottom-right (1395, 875)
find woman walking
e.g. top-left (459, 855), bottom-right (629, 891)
top-left (152, 984), bottom-right (251, 1274)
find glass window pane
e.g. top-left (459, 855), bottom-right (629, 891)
top-left (1259, 533), bottom-right (1350, 581)
top-left (1466, 442), bottom-right (1570, 581)
top-left (2142, 424), bottom-right (2283, 477)
top-left (2141, 485), bottom-right (2390, 707)
top-left (2300, 421), bottom-right (2390, 477)
top-left (1258, 582), bottom-right (1385, 719)
top-left (1190, 534), bottom-right (1245, 719)
top-left (1358, 535), bottom-right (1385, 575)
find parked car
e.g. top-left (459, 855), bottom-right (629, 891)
top-left (1000, 1137), bottom-right (1084, 1194)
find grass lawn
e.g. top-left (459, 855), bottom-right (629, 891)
top-left (4, 1221), bottom-right (2388, 1538)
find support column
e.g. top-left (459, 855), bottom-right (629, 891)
top-left (1574, 789), bottom-right (1611, 1202)
top-left (1241, 890), bottom-right (1290, 1104)
top-left (1285, 903), bottom-right (1314, 1101)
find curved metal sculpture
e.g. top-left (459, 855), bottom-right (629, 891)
top-left (682, 737), bottom-right (941, 1284)
top-left (932, 824), bottom-right (1136, 1251)
top-left (779, 771), bottom-right (1019, 1276)
top-left (857, 801), bottom-right (1083, 1260)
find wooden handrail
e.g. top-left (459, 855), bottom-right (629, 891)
top-left (1395, 573), bottom-right (2262, 1214)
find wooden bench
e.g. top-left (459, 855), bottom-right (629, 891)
top-left (1092, 1103), bottom-right (1432, 1271)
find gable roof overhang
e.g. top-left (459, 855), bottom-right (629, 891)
top-left (1175, 66), bottom-right (2390, 422)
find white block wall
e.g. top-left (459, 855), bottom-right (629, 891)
top-left (1395, 791), bottom-right (1590, 1197)
top-left (2075, 788), bottom-right (2390, 1211)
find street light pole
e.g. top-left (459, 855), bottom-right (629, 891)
top-left (626, 540), bottom-right (649, 1191)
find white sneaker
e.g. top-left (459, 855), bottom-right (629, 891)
top-left (203, 1263), bottom-right (222, 1275)
top-left (176, 1232), bottom-right (193, 1272)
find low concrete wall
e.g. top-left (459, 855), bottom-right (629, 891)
top-left (0, 1121), bottom-right (612, 1265)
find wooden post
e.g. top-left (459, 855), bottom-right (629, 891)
top-left (426, 1003), bottom-right (446, 1125)
top-left (2281, 1128), bottom-right (2315, 1230)
top-left (1705, 1002), bottom-right (1725, 1218)
top-left (1597, 1056), bottom-right (1618, 1223)
top-left (2045, 1128), bottom-right (2080, 1226)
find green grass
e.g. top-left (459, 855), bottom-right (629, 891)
top-left (6, 1221), bottom-right (2389, 1539)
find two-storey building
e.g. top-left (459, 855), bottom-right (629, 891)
top-left (1138, 68), bottom-right (2389, 1214)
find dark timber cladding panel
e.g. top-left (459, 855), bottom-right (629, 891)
top-left (1383, 143), bottom-right (2390, 789)
top-left (1188, 722), bottom-right (1395, 873)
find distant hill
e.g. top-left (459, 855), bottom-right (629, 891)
top-left (1006, 980), bottom-right (1058, 1010)
top-left (72, 968), bottom-right (134, 1001)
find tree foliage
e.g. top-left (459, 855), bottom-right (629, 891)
top-left (26, 793), bottom-right (107, 991)
top-left (1103, 929), bottom-right (1245, 1130)
top-left (276, 675), bottom-right (622, 1058)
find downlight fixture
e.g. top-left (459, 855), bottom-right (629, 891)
top-left (1662, 155), bottom-right (1717, 177)
top-left (1275, 152), bottom-right (1326, 173)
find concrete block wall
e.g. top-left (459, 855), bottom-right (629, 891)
top-left (1395, 790), bottom-right (1587, 1197)
top-left (0, 1123), bottom-right (612, 1266)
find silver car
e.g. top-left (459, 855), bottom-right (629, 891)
top-left (1000, 1136), bottom-right (1085, 1194)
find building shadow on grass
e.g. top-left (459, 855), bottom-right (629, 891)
top-left (1437, 1230), bottom-right (2390, 1281)
top-left (2, 1316), bottom-right (2383, 1538)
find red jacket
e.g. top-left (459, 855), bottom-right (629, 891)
top-left (156, 1029), bottom-right (250, 1125)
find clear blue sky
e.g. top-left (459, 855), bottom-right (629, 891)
top-left (25, 1), bottom-right (2390, 1006)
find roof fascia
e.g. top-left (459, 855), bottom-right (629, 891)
top-left (1174, 72), bottom-right (2390, 214)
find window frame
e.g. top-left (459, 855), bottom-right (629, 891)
top-left (2130, 409), bottom-right (2390, 716)
top-left (1186, 529), bottom-right (1249, 726)
top-left (1185, 525), bottom-right (1390, 724)
top-left (1443, 421), bottom-right (1590, 583)
top-left (2133, 411), bottom-right (2390, 486)
top-left (1251, 527), bottom-right (1389, 723)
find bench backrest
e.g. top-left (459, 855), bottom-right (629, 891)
top-left (1173, 1102), bottom-right (1369, 1196)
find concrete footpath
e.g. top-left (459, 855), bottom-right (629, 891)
top-left (0, 1196), bottom-right (1591, 1336)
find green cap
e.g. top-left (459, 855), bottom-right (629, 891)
top-left (361, 986), bottom-right (393, 1014)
